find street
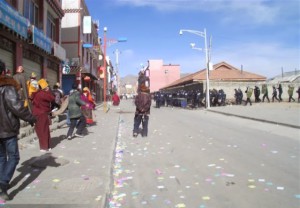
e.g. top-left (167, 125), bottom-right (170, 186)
top-left (3, 100), bottom-right (300, 208)
top-left (108, 100), bottom-right (300, 208)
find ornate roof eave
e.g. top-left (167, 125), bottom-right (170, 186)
top-left (46, 0), bottom-right (64, 18)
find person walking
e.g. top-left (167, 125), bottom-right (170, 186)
top-left (262, 84), bottom-right (270, 103)
top-left (52, 83), bottom-right (63, 110)
top-left (112, 91), bottom-right (120, 106)
top-left (254, 86), bottom-right (261, 102)
top-left (133, 84), bottom-right (152, 137)
top-left (80, 87), bottom-right (95, 125)
top-left (244, 86), bottom-right (253, 106)
top-left (296, 87), bottom-right (300, 103)
top-left (0, 60), bottom-right (36, 201)
top-left (288, 85), bottom-right (295, 102)
top-left (13, 66), bottom-right (29, 109)
top-left (237, 88), bottom-right (243, 105)
top-left (31, 79), bottom-right (55, 152)
top-left (66, 83), bottom-right (87, 139)
top-left (272, 86), bottom-right (280, 102)
top-left (277, 83), bottom-right (283, 101)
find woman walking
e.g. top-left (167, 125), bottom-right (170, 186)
top-left (80, 87), bottom-right (95, 125)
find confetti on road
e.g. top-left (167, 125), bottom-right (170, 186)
top-left (175, 203), bottom-right (186, 208)
top-left (202, 196), bottom-right (210, 200)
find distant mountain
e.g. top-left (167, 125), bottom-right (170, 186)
top-left (120, 74), bottom-right (138, 86)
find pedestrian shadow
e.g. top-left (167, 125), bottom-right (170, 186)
top-left (51, 135), bottom-right (66, 148)
top-left (8, 153), bottom-right (61, 199)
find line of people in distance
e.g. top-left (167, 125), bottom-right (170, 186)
top-left (152, 84), bottom-right (299, 108)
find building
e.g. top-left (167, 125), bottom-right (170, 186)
top-left (147, 60), bottom-right (180, 92)
top-left (0, 0), bottom-right (65, 86)
top-left (61, 0), bottom-right (102, 101)
top-left (160, 61), bottom-right (267, 100)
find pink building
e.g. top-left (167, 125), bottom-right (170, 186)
top-left (148, 60), bottom-right (180, 92)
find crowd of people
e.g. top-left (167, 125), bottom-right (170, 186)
top-left (153, 88), bottom-right (227, 108)
top-left (235, 84), bottom-right (299, 105)
top-left (152, 84), bottom-right (299, 109)
top-left (0, 59), bottom-right (98, 201)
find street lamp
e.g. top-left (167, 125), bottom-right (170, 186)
top-left (179, 28), bottom-right (210, 109)
top-left (101, 27), bottom-right (126, 111)
top-left (103, 27), bottom-right (107, 106)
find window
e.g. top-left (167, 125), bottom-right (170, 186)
top-left (24, 0), bottom-right (39, 26)
top-left (47, 12), bottom-right (56, 41)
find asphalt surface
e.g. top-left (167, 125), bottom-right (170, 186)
top-left (1, 100), bottom-right (299, 207)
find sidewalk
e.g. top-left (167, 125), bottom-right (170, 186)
top-left (3, 104), bottom-right (121, 208)
top-left (207, 102), bottom-right (300, 129)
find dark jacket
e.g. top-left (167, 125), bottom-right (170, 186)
top-left (0, 76), bottom-right (36, 139)
top-left (135, 92), bottom-right (152, 115)
top-left (31, 88), bottom-right (55, 116)
top-left (68, 89), bottom-right (86, 119)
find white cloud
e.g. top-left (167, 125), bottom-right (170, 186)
top-left (211, 42), bottom-right (300, 78)
top-left (115, 0), bottom-right (296, 25)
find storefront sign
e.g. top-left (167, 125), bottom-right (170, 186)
top-left (53, 42), bottom-right (66, 61)
top-left (31, 25), bottom-right (52, 54)
top-left (0, 1), bottom-right (28, 38)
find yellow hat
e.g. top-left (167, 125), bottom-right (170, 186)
top-left (38, 79), bottom-right (48, 90)
top-left (83, 87), bottom-right (90, 92)
top-left (30, 72), bottom-right (37, 78)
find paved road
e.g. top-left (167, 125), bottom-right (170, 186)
top-left (2, 100), bottom-right (300, 208)
top-left (108, 101), bottom-right (300, 208)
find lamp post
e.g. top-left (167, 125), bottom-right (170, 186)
top-left (179, 28), bottom-right (210, 109)
top-left (101, 27), bottom-right (126, 110)
top-left (103, 27), bottom-right (107, 105)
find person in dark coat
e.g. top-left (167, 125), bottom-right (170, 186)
top-left (254, 86), bottom-right (261, 102)
top-left (66, 83), bottom-right (87, 139)
top-left (0, 60), bottom-right (36, 201)
top-left (272, 86), bottom-right (280, 102)
top-left (133, 84), bottom-right (152, 137)
top-left (297, 87), bottom-right (300, 103)
top-left (277, 83), bottom-right (283, 101)
top-left (31, 79), bottom-right (55, 152)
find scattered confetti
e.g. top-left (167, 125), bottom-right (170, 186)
top-left (52, 179), bottom-right (60, 183)
top-left (202, 196), bottom-right (210, 200)
top-left (95, 195), bottom-right (102, 201)
top-left (294, 194), bottom-right (300, 199)
top-left (175, 203), bottom-right (186, 208)
top-left (277, 187), bottom-right (284, 190)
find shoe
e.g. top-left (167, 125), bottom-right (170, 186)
top-left (67, 136), bottom-right (72, 140)
top-left (0, 191), bottom-right (10, 201)
top-left (0, 184), bottom-right (10, 201)
top-left (133, 133), bottom-right (138, 137)
top-left (75, 133), bottom-right (84, 138)
top-left (40, 148), bottom-right (51, 152)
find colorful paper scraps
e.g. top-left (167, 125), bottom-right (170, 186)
top-left (202, 196), bottom-right (210, 200)
top-left (175, 203), bottom-right (186, 208)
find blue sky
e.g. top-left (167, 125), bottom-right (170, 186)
top-left (85, 0), bottom-right (300, 78)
